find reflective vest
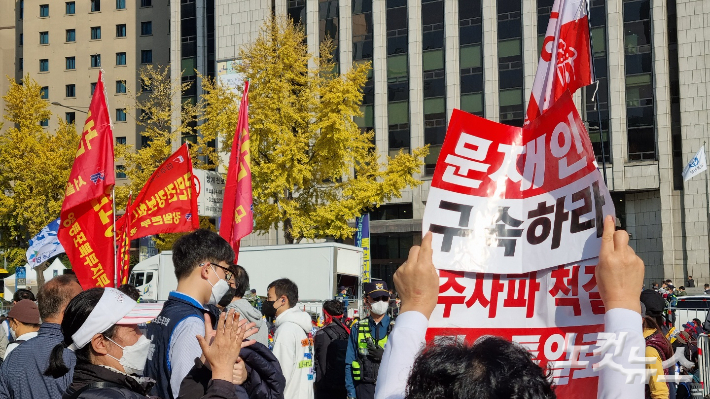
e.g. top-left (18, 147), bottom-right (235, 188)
top-left (351, 318), bottom-right (393, 384)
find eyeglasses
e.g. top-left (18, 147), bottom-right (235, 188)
top-left (370, 296), bottom-right (389, 302)
top-left (200, 262), bottom-right (233, 282)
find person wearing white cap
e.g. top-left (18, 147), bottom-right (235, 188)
top-left (45, 287), bottom-right (251, 399)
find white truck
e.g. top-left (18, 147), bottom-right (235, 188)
top-left (129, 242), bottom-right (364, 318)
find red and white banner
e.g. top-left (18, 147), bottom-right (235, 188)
top-left (429, 259), bottom-right (605, 398)
top-left (422, 91), bottom-right (613, 274)
top-left (58, 71), bottom-right (116, 289)
top-left (525, 0), bottom-right (594, 125)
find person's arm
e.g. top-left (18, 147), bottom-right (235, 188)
top-left (313, 330), bottom-right (326, 384)
top-left (375, 232), bottom-right (438, 399)
top-left (596, 215), bottom-right (645, 398)
top-left (645, 346), bottom-right (669, 399)
top-left (271, 324), bottom-right (295, 382)
top-left (344, 324), bottom-right (358, 398)
top-left (374, 312), bottom-right (428, 399)
top-left (170, 317), bottom-right (208, 399)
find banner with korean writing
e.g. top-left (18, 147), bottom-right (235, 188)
top-left (422, 91), bottom-right (614, 274)
top-left (58, 71), bottom-right (116, 289)
top-left (127, 144), bottom-right (199, 238)
top-left (430, 259), bottom-right (605, 398)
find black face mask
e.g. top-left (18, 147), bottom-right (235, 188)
top-left (218, 287), bottom-right (237, 308)
top-left (262, 300), bottom-right (278, 318)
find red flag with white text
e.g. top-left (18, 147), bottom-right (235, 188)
top-left (124, 144), bottom-right (199, 239)
top-left (58, 71), bottom-right (116, 289)
top-left (525, 0), bottom-right (594, 125)
top-left (219, 82), bottom-right (253, 261)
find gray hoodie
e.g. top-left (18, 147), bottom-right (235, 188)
top-left (225, 298), bottom-right (269, 347)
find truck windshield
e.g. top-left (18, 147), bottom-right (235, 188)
top-left (146, 272), bottom-right (154, 284)
top-left (134, 273), bottom-right (145, 287)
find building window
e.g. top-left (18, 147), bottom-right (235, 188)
top-left (90, 82), bottom-right (97, 95)
top-left (20, 0), bottom-right (23, 19)
top-left (66, 56), bottom-right (75, 70)
top-left (287, 0), bottom-right (306, 28)
top-left (91, 54), bottom-right (101, 68)
top-left (116, 24), bottom-right (126, 37)
top-left (66, 29), bottom-right (76, 42)
top-left (116, 0), bottom-right (125, 9)
top-left (66, 112), bottom-right (76, 124)
top-left (116, 80), bottom-right (126, 94)
top-left (352, 0), bottom-right (373, 134)
top-left (40, 119), bottom-right (49, 127)
top-left (141, 50), bottom-right (152, 64)
top-left (140, 0), bottom-right (152, 6)
top-left (66, 84), bottom-right (76, 98)
top-left (116, 108), bottom-right (127, 122)
top-left (624, 0), bottom-right (655, 161)
top-left (387, 0), bottom-right (410, 159)
top-left (460, 0), bottom-right (483, 117)
top-left (91, 0), bottom-right (100, 12)
top-left (116, 165), bottom-right (127, 179)
top-left (116, 52), bottom-right (126, 66)
top-left (19, 33), bottom-right (22, 46)
top-left (66, 1), bottom-right (75, 14)
top-left (18, 58), bottom-right (23, 71)
top-left (141, 21), bottom-right (152, 35)
top-left (370, 203), bottom-right (413, 220)
top-left (40, 86), bottom-right (49, 99)
top-left (116, 136), bottom-right (126, 145)
top-left (319, 0), bottom-right (339, 72)
top-left (91, 27), bottom-right (102, 40)
top-left (39, 4), bottom-right (49, 17)
top-left (497, 0), bottom-right (524, 127)
top-left (39, 31), bottom-right (49, 45)
top-left (39, 59), bottom-right (49, 72)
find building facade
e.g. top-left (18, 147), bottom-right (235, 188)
top-left (7, 0), bottom-right (170, 181)
top-left (215, 0), bottom-right (710, 289)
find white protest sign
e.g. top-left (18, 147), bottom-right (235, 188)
top-left (422, 91), bottom-right (615, 274)
top-left (193, 169), bottom-right (225, 218)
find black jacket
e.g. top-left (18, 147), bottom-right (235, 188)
top-left (64, 362), bottom-right (239, 399)
top-left (178, 342), bottom-right (285, 399)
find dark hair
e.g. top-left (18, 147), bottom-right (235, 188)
top-left (323, 300), bottom-right (344, 316)
top-left (172, 229), bottom-right (235, 280)
top-left (232, 265), bottom-right (250, 298)
top-left (45, 288), bottom-right (117, 377)
top-left (118, 284), bottom-right (141, 301)
top-left (680, 286), bottom-right (685, 290)
top-left (268, 278), bottom-right (298, 308)
top-left (13, 288), bottom-right (35, 303)
top-left (405, 337), bottom-right (556, 399)
top-left (37, 275), bottom-right (80, 321)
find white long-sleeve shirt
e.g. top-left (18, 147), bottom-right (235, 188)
top-left (374, 308), bottom-right (645, 399)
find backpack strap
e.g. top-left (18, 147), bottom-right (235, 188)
top-left (63, 382), bottom-right (126, 399)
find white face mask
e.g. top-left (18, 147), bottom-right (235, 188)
top-left (9, 327), bottom-right (16, 340)
top-left (106, 335), bottom-right (151, 375)
top-left (369, 300), bottom-right (389, 316)
top-left (207, 265), bottom-right (230, 305)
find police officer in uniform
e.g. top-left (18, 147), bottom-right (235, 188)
top-left (345, 281), bottom-right (394, 399)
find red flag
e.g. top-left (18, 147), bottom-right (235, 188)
top-left (525, 0), bottom-right (594, 125)
top-left (126, 144), bottom-right (199, 239)
top-left (220, 82), bottom-right (253, 261)
top-left (58, 71), bottom-right (116, 289)
top-left (116, 195), bottom-right (132, 285)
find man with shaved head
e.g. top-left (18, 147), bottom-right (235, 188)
top-left (0, 275), bottom-right (83, 399)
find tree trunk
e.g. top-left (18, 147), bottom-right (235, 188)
top-left (35, 261), bottom-right (49, 291)
top-left (283, 217), bottom-right (294, 244)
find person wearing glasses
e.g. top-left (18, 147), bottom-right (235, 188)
top-left (344, 281), bottom-right (395, 399)
top-left (144, 229), bottom-right (253, 399)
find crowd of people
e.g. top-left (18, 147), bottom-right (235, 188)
top-left (0, 217), bottom-right (689, 398)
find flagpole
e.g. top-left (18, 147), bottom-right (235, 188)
top-left (585, 0), bottom-right (608, 185)
top-left (704, 141), bottom-right (710, 277)
top-left (113, 186), bottom-right (118, 287)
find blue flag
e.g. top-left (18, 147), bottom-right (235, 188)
top-left (26, 218), bottom-right (66, 267)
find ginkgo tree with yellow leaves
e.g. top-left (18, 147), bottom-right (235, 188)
top-left (0, 75), bottom-right (80, 270)
top-left (235, 17), bottom-right (428, 244)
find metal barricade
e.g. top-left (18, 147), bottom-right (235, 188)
top-left (698, 333), bottom-right (710, 397)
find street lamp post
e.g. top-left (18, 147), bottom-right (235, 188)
top-left (51, 102), bottom-right (89, 114)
